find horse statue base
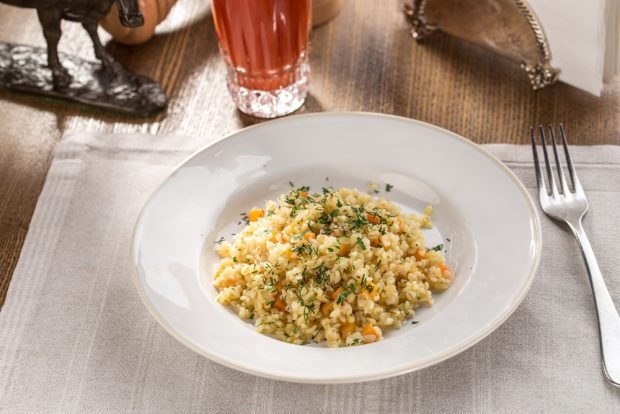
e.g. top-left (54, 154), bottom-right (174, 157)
top-left (0, 42), bottom-right (167, 116)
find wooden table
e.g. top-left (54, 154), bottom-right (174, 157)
top-left (0, 0), bottom-right (618, 308)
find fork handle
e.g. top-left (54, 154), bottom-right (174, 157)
top-left (569, 220), bottom-right (620, 387)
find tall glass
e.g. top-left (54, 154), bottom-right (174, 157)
top-left (211, 0), bottom-right (312, 118)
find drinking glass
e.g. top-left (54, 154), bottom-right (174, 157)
top-left (211, 0), bottom-right (312, 118)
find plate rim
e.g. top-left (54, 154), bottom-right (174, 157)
top-left (130, 111), bottom-right (542, 384)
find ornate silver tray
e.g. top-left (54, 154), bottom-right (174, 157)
top-left (403, 0), bottom-right (560, 90)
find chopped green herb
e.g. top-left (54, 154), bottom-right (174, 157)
top-left (314, 264), bottom-right (330, 287)
top-left (374, 259), bottom-right (382, 273)
top-left (214, 236), bottom-right (225, 245)
top-left (336, 199), bottom-right (343, 208)
top-left (336, 291), bottom-right (349, 305)
top-left (302, 302), bottom-right (316, 322)
top-left (356, 237), bottom-right (366, 250)
top-left (411, 320), bottom-right (419, 325)
top-left (292, 243), bottom-right (317, 257)
top-left (290, 204), bottom-right (300, 218)
top-left (360, 274), bottom-right (368, 289)
top-left (385, 183), bottom-right (394, 192)
top-left (312, 327), bottom-right (323, 340)
top-left (318, 212), bottom-right (331, 225)
top-left (350, 207), bottom-right (369, 230)
top-left (288, 181), bottom-right (295, 187)
top-left (429, 244), bottom-right (444, 252)
top-left (265, 278), bottom-right (278, 292)
top-left (232, 256), bottom-right (237, 263)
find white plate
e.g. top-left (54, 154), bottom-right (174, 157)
top-left (131, 112), bottom-right (541, 383)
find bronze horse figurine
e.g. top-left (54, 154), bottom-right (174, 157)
top-left (1, 0), bottom-right (144, 87)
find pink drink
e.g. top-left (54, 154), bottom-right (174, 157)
top-left (212, 0), bottom-right (312, 118)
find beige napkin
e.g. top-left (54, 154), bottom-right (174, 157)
top-left (1, 131), bottom-right (619, 413)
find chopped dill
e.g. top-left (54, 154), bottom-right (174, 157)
top-left (350, 206), bottom-right (369, 230)
top-left (336, 291), bottom-right (348, 305)
top-left (356, 237), bottom-right (366, 250)
top-left (374, 259), bottom-right (382, 273)
top-left (429, 244), bottom-right (444, 252)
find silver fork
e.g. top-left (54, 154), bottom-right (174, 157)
top-left (531, 124), bottom-right (620, 387)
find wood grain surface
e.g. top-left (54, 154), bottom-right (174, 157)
top-left (0, 0), bottom-right (619, 308)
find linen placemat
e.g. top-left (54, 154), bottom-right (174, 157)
top-left (1, 131), bottom-right (619, 413)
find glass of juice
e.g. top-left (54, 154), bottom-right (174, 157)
top-left (211, 0), bottom-right (312, 118)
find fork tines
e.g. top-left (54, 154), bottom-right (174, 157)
top-left (530, 124), bottom-right (583, 197)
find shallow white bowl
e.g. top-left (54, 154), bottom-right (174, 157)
top-left (131, 112), bottom-right (541, 383)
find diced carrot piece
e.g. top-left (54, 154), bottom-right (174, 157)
top-left (304, 232), bottom-right (316, 240)
top-left (361, 281), bottom-right (378, 299)
top-left (269, 230), bottom-right (278, 243)
top-left (284, 249), bottom-right (292, 259)
top-left (367, 213), bottom-right (380, 224)
top-left (413, 250), bottom-right (425, 261)
top-left (340, 322), bottom-right (356, 338)
top-left (362, 324), bottom-right (376, 336)
top-left (331, 287), bottom-right (343, 301)
top-left (439, 264), bottom-right (452, 278)
top-left (274, 296), bottom-right (286, 311)
top-left (215, 278), bottom-right (237, 288)
top-left (299, 191), bottom-right (308, 198)
top-left (321, 302), bottom-right (333, 316)
top-left (248, 208), bottom-right (264, 222)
